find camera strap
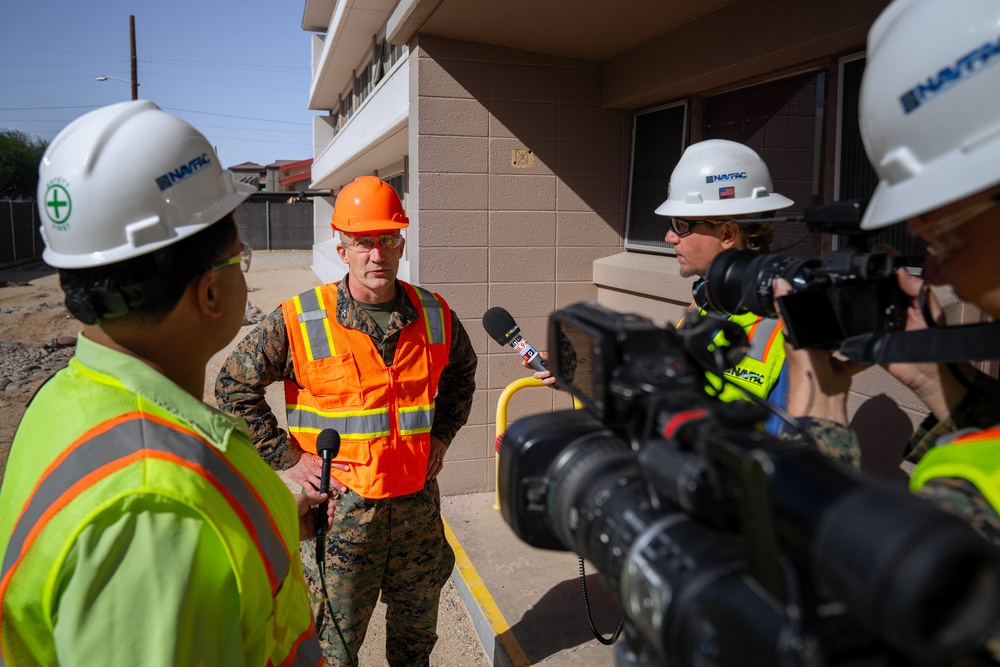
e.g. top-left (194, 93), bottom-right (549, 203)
top-left (838, 322), bottom-right (1000, 364)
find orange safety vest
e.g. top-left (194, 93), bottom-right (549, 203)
top-left (281, 281), bottom-right (452, 499)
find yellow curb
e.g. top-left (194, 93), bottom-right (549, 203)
top-left (443, 517), bottom-right (533, 666)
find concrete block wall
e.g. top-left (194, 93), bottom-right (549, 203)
top-left (408, 35), bottom-right (628, 496)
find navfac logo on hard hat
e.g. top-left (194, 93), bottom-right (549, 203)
top-left (899, 34), bottom-right (1000, 114)
top-left (155, 153), bottom-right (213, 191)
top-left (44, 178), bottom-right (72, 228)
top-left (706, 172), bottom-right (747, 184)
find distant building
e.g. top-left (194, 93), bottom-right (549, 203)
top-left (229, 162), bottom-right (266, 191)
top-left (229, 160), bottom-right (314, 192)
top-left (268, 159), bottom-right (314, 192)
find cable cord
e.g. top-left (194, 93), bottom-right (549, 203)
top-left (577, 556), bottom-right (625, 645)
top-left (315, 533), bottom-right (357, 667)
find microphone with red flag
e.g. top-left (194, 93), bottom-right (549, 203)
top-left (482, 306), bottom-right (548, 372)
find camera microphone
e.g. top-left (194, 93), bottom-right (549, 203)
top-left (315, 428), bottom-right (340, 537)
top-left (482, 306), bottom-right (548, 372)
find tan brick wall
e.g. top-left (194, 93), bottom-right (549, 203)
top-left (410, 35), bottom-right (627, 495)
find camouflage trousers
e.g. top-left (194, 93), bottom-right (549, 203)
top-left (301, 479), bottom-right (455, 667)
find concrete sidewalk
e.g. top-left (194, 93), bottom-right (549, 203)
top-left (442, 492), bottom-right (625, 666)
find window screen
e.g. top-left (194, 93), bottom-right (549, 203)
top-left (837, 56), bottom-right (922, 261)
top-left (703, 71), bottom-right (827, 259)
top-left (624, 102), bottom-right (687, 252)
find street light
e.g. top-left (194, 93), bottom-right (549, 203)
top-left (96, 75), bottom-right (139, 99)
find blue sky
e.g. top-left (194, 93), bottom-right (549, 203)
top-left (1, 0), bottom-right (317, 168)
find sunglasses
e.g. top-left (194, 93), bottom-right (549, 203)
top-left (668, 217), bottom-right (728, 237)
top-left (343, 233), bottom-right (404, 252)
top-left (209, 241), bottom-right (252, 273)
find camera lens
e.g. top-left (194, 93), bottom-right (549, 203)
top-left (704, 249), bottom-right (820, 317)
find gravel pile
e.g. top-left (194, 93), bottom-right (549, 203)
top-left (0, 338), bottom-right (76, 394)
top-left (0, 301), bottom-right (76, 394)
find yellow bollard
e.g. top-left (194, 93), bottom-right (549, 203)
top-left (493, 377), bottom-right (582, 511)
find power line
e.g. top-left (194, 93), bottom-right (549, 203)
top-left (0, 105), bottom-right (313, 127)
top-left (0, 44), bottom-right (308, 72)
top-left (161, 107), bottom-right (312, 126)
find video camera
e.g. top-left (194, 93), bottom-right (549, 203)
top-left (697, 200), bottom-right (910, 349)
top-left (497, 301), bottom-right (1000, 667)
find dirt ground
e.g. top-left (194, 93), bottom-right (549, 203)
top-left (0, 251), bottom-right (489, 666)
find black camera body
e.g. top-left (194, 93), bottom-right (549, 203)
top-left (701, 247), bottom-right (909, 349)
top-left (498, 301), bottom-right (1000, 667)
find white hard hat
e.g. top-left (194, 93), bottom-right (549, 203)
top-left (654, 139), bottom-right (793, 218)
top-left (37, 100), bottom-right (255, 269)
top-left (859, 0), bottom-right (1000, 230)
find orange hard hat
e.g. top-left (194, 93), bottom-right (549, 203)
top-left (331, 176), bottom-right (409, 232)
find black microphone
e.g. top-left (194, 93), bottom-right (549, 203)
top-left (482, 306), bottom-right (548, 372)
top-left (315, 428), bottom-right (341, 537)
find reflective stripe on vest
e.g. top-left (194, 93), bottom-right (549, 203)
top-left (411, 285), bottom-right (446, 345)
top-left (910, 427), bottom-right (1000, 515)
top-left (286, 396), bottom-right (436, 439)
top-left (743, 316), bottom-right (782, 362)
top-left (288, 405), bottom-right (392, 439)
top-left (0, 413), bottom-right (290, 604)
top-left (294, 287), bottom-right (334, 362)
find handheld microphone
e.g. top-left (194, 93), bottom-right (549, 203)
top-left (315, 429), bottom-right (341, 537)
top-left (482, 306), bottom-right (548, 372)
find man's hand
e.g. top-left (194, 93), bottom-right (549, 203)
top-left (284, 451), bottom-right (349, 496)
top-left (882, 267), bottom-right (975, 419)
top-left (426, 436), bottom-right (447, 481)
top-left (295, 490), bottom-right (334, 541)
top-left (775, 278), bottom-right (864, 424)
top-left (521, 350), bottom-right (556, 386)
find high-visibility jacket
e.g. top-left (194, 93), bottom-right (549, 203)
top-left (0, 335), bottom-right (321, 667)
top-left (911, 426), bottom-right (1000, 514)
top-left (281, 281), bottom-right (452, 499)
top-left (679, 307), bottom-right (787, 403)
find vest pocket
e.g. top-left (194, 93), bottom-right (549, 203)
top-left (300, 352), bottom-right (363, 405)
top-left (336, 439), bottom-right (373, 466)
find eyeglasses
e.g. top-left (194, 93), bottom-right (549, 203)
top-left (209, 241), bottom-right (252, 273)
top-left (668, 217), bottom-right (728, 238)
top-left (343, 233), bottom-right (404, 252)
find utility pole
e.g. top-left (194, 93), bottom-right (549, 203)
top-left (130, 15), bottom-right (138, 100)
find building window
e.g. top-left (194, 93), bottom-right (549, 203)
top-left (385, 173), bottom-right (405, 207)
top-left (702, 70), bottom-right (827, 259)
top-left (624, 102), bottom-right (687, 252)
top-left (836, 55), bottom-right (920, 259)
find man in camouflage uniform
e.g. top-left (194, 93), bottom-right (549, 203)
top-left (216, 176), bottom-right (476, 666)
top-left (777, 0), bottom-right (1000, 659)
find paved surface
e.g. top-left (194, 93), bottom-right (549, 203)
top-left (442, 492), bottom-right (624, 666)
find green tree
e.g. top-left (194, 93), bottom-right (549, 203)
top-left (0, 129), bottom-right (48, 200)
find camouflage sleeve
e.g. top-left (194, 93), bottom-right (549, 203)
top-left (914, 477), bottom-right (1000, 547)
top-left (431, 311), bottom-right (478, 448)
top-left (781, 415), bottom-right (861, 471)
top-left (904, 371), bottom-right (1000, 464)
top-left (214, 306), bottom-right (302, 471)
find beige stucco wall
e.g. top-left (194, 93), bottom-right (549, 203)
top-left (407, 35), bottom-right (629, 495)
